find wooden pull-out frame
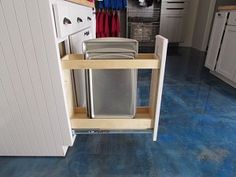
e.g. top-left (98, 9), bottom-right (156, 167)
top-left (61, 35), bottom-right (168, 141)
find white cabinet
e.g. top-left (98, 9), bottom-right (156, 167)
top-left (206, 11), bottom-right (236, 88)
top-left (216, 25), bottom-right (236, 80)
top-left (53, 2), bottom-right (72, 39)
top-left (160, 0), bottom-right (188, 43)
top-left (53, 1), bottom-right (96, 107)
top-left (69, 28), bottom-right (93, 107)
top-left (205, 12), bottom-right (229, 71)
top-left (160, 15), bottom-right (184, 43)
top-left (228, 11), bottom-right (236, 26)
top-left (53, 1), bottom-right (94, 39)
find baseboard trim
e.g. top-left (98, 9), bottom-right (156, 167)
top-left (210, 71), bottom-right (236, 88)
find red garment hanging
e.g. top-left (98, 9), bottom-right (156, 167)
top-left (96, 11), bottom-right (100, 37)
top-left (115, 11), bottom-right (120, 37)
top-left (104, 11), bottom-right (110, 37)
top-left (111, 11), bottom-right (120, 37)
top-left (109, 11), bottom-right (113, 37)
top-left (111, 11), bottom-right (116, 37)
top-left (99, 10), bottom-right (105, 37)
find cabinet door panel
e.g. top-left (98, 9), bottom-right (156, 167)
top-left (160, 15), bottom-right (184, 42)
top-left (69, 28), bottom-right (93, 107)
top-left (53, 2), bottom-right (72, 38)
top-left (216, 26), bottom-right (236, 80)
top-left (228, 11), bottom-right (236, 26)
top-left (205, 12), bottom-right (228, 70)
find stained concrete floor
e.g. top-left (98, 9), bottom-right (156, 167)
top-left (1, 47), bottom-right (236, 177)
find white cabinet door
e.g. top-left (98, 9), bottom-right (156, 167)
top-left (205, 12), bottom-right (228, 71)
top-left (228, 11), bottom-right (236, 26)
top-left (70, 28), bottom-right (93, 107)
top-left (216, 26), bottom-right (236, 80)
top-left (53, 2), bottom-right (72, 39)
top-left (160, 15), bottom-right (184, 42)
top-left (53, 1), bottom-right (94, 39)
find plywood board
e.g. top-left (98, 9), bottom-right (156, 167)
top-left (61, 54), bottom-right (160, 69)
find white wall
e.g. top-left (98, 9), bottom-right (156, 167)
top-left (180, 0), bottom-right (199, 47)
top-left (0, 0), bottom-right (73, 156)
top-left (192, 0), bottom-right (236, 51)
top-left (192, 0), bottom-right (216, 51)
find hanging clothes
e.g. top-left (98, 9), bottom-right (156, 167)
top-left (109, 11), bottom-right (113, 36)
top-left (111, 11), bottom-right (120, 37)
top-left (122, 0), bottom-right (127, 9)
top-left (111, 11), bottom-right (116, 37)
top-left (115, 11), bottom-right (120, 37)
top-left (97, 1), bottom-right (104, 9)
top-left (110, 0), bottom-right (117, 10)
top-left (96, 11), bottom-right (100, 37)
top-left (104, 11), bottom-right (110, 37)
top-left (98, 10), bottom-right (105, 37)
top-left (96, 0), bottom-right (125, 38)
top-left (103, 0), bottom-right (110, 9)
top-left (116, 0), bottom-right (122, 10)
top-left (97, 0), bottom-right (127, 10)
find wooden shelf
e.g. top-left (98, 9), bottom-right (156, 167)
top-left (65, 0), bottom-right (94, 8)
top-left (61, 54), bottom-right (160, 70)
top-left (70, 107), bottom-right (153, 130)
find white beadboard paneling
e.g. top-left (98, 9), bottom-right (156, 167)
top-left (24, 0), bottom-right (64, 154)
top-left (13, 0), bottom-right (55, 154)
top-left (0, 0), bottom-right (72, 156)
top-left (2, 0), bottom-right (51, 155)
top-left (0, 4), bottom-right (33, 155)
top-left (0, 54), bottom-right (15, 155)
top-left (0, 44), bottom-right (29, 155)
top-left (37, 0), bottom-right (73, 146)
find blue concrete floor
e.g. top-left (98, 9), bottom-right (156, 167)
top-left (1, 47), bottom-right (236, 177)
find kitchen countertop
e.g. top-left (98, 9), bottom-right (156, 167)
top-left (218, 5), bottom-right (236, 11)
top-left (65, 0), bottom-right (94, 8)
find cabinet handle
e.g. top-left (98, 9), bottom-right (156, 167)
top-left (77, 17), bottom-right (83, 23)
top-left (84, 31), bottom-right (90, 36)
top-left (87, 17), bottom-right (92, 21)
top-left (218, 13), bottom-right (221, 17)
top-left (63, 17), bottom-right (71, 25)
top-left (167, 1), bottom-right (184, 3)
top-left (166, 8), bottom-right (184, 10)
top-left (229, 30), bottom-right (236, 32)
top-left (166, 16), bottom-right (182, 18)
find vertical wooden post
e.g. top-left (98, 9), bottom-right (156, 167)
top-left (151, 35), bottom-right (168, 141)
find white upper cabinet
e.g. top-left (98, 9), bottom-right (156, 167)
top-left (216, 25), bottom-right (236, 80)
top-left (160, 0), bottom-right (189, 43)
top-left (160, 15), bottom-right (184, 43)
